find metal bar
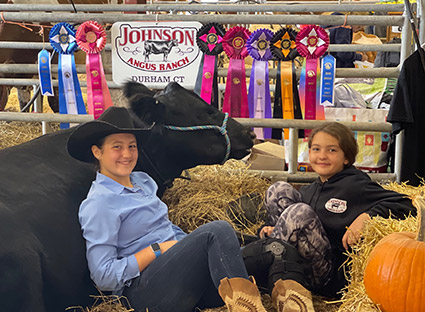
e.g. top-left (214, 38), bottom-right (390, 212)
top-left (0, 41), bottom-right (401, 53)
top-left (0, 3), bottom-right (406, 13)
top-left (247, 170), bottom-right (396, 183)
top-left (288, 127), bottom-right (298, 174)
top-left (235, 118), bottom-right (392, 132)
top-left (0, 12), bottom-right (405, 26)
top-left (0, 65), bottom-right (400, 79)
top-left (0, 111), bottom-right (93, 123)
top-left (0, 111), bottom-right (392, 132)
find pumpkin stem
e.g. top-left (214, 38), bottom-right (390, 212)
top-left (412, 196), bottom-right (425, 242)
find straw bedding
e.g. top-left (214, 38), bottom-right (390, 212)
top-left (1, 92), bottom-right (421, 312)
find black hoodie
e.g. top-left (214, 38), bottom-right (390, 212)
top-left (300, 166), bottom-right (415, 296)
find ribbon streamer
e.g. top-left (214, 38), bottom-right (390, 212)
top-left (222, 26), bottom-right (251, 118)
top-left (49, 22), bottom-right (86, 129)
top-left (194, 23), bottom-right (226, 108)
top-left (320, 54), bottom-right (336, 107)
top-left (296, 25), bottom-right (329, 136)
top-left (38, 49), bottom-right (54, 96)
top-left (76, 20), bottom-right (113, 120)
top-left (270, 28), bottom-right (302, 140)
top-left (246, 28), bottom-right (273, 140)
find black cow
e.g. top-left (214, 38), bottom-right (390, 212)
top-left (144, 39), bottom-right (178, 62)
top-left (0, 81), bottom-right (255, 312)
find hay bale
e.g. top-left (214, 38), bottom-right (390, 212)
top-left (67, 294), bottom-right (134, 312)
top-left (0, 88), bottom-right (60, 149)
top-left (162, 159), bottom-right (272, 236)
top-left (337, 182), bottom-right (420, 312)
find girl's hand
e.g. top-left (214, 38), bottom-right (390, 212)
top-left (342, 213), bottom-right (371, 250)
top-left (259, 226), bottom-right (275, 239)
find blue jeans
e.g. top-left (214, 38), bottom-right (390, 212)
top-left (123, 220), bottom-right (249, 312)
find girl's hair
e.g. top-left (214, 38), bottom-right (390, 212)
top-left (308, 122), bottom-right (358, 166)
top-left (91, 136), bottom-right (107, 170)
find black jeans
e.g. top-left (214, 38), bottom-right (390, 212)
top-left (123, 220), bottom-right (249, 312)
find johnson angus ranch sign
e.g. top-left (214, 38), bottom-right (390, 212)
top-left (112, 21), bottom-right (202, 89)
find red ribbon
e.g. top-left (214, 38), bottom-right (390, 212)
top-left (222, 26), bottom-right (251, 118)
top-left (76, 20), bottom-right (113, 119)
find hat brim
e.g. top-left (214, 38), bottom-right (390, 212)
top-left (67, 120), bottom-right (149, 163)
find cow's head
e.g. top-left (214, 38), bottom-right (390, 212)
top-left (123, 81), bottom-right (255, 188)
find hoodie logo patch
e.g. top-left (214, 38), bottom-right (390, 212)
top-left (325, 198), bottom-right (347, 213)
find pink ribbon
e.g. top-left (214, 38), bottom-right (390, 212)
top-left (200, 54), bottom-right (216, 104)
top-left (296, 25), bottom-right (329, 136)
top-left (222, 26), bottom-right (251, 118)
top-left (76, 20), bottom-right (113, 119)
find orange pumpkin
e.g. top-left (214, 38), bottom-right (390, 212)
top-left (364, 196), bottom-right (425, 312)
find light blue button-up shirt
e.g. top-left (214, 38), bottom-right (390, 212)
top-left (79, 171), bottom-right (187, 293)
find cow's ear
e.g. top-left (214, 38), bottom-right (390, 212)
top-left (122, 81), bottom-right (155, 99)
top-left (128, 93), bottom-right (165, 127)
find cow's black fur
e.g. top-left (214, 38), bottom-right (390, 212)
top-left (0, 81), bottom-right (254, 312)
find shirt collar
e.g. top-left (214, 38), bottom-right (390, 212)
top-left (96, 171), bottom-right (149, 193)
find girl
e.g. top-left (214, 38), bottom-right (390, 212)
top-left (67, 106), bottom-right (270, 312)
top-left (245, 122), bottom-right (415, 312)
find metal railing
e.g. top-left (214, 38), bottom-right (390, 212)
top-left (0, 2), bottom-right (415, 182)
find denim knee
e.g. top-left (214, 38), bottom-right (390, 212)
top-left (198, 220), bottom-right (235, 237)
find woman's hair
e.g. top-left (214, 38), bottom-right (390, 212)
top-left (308, 122), bottom-right (358, 166)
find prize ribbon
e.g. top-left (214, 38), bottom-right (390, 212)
top-left (76, 21), bottom-right (113, 120)
top-left (296, 25), bottom-right (329, 136)
top-left (38, 49), bottom-right (54, 96)
top-left (270, 28), bottom-right (303, 140)
top-left (222, 26), bottom-right (251, 118)
top-left (49, 22), bottom-right (86, 129)
top-left (320, 54), bottom-right (336, 107)
top-left (194, 23), bottom-right (226, 108)
top-left (246, 28), bottom-right (273, 140)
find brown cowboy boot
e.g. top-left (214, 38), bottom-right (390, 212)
top-left (271, 279), bottom-right (315, 312)
top-left (218, 277), bottom-right (267, 312)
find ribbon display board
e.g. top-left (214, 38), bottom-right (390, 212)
top-left (49, 22), bottom-right (86, 129)
top-left (194, 23), bottom-right (226, 108)
top-left (246, 28), bottom-right (273, 140)
top-left (270, 28), bottom-right (303, 140)
top-left (296, 25), bottom-right (329, 136)
top-left (222, 26), bottom-right (251, 118)
top-left (76, 20), bottom-right (113, 120)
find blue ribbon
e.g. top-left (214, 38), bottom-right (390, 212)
top-left (49, 22), bottom-right (86, 129)
top-left (38, 49), bottom-right (54, 96)
top-left (320, 54), bottom-right (336, 107)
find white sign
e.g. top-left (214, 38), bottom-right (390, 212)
top-left (112, 21), bottom-right (202, 89)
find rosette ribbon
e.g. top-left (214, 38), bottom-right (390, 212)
top-left (76, 21), bottom-right (113, 120)
top-left (320, 54), bottom-right (336, 107)
top-left (38, 49), bottom-right (54, 96)
top-left (270, 28), bottom-right (303, 140)
top-left (296, 25), bottom-right (329, 136)
top-left (222, 26), bottom-right (251, 118)
top-left (246, 29), bottom-right (273, 140)
top-left (194, 23), bottom-right (226, 108)
top-left (49, 22), bottom-right (86, 129)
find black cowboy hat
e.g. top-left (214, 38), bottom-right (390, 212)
top-left (67, 106), bottom-right (153, 163)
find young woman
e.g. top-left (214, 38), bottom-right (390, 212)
top-left (244, 122), bottom-right (415, 312)
top-left (67, 106), bottom-right (269, 312)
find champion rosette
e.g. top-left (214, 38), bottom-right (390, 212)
top-left (76, 20), bottom-right (113, 119)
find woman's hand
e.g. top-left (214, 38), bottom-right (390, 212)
top-left (259, 226), bottom-right (275, 239)
top-left (342, 213), bottom-right (371, 250)
top-left (160, 240), bottom-right (178, 253)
